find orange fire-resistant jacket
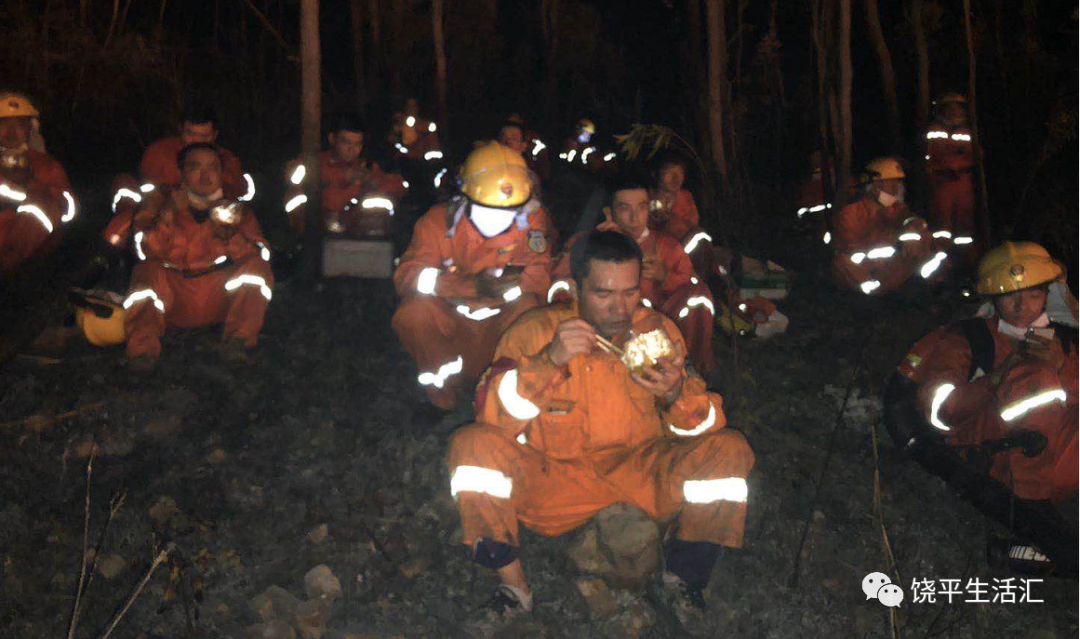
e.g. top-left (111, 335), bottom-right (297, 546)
top-left (0, 149), bottom-right (73, 276)
top-left (446, 303), bottom-right (753, 548)
top-left (899, 316), bottom-right (1078, 501)
top-left (830, 196), bottom-right (935, 295)
top-left (284, 150), bottom-right (406, 234)
top-left (653, 189), bottom-right (700, 243)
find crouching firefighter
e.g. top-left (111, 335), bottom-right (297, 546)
top-left (123, 143), bottom-right (273, 371)
top-left (447, 231), bottom-right (754, 617)
top-left (392, 142), bottom-right (554, 411)
top-left (885, 241), bottom-right (1078, 575)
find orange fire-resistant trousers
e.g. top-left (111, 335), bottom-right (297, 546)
top-left (831, 233), bottom-right (935, 295)
top-left (124, 256), bottom-right (273, 359)
top-left (447, 423), bottom-right (754, 548)
top-left (656, 281), bottom-right (716, 375)
top-left (391, 294), bottom-right (541, 409)
top-left (928, 172), bottom-right (978, 266)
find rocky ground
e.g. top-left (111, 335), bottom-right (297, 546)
top-left (0, 254), bottom-right (1077, 639)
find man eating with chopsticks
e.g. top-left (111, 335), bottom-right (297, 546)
top-left (445, 229), bottom-right (755, 624)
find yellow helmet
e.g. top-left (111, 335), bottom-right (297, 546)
top-left (863, 156), bottom-right (905, 182)
top-left (73, 295), bottom-right (126, 347)
top-left (460, 142), bottom-right (532, 208)
top-left (576, 119), bottom-right (596, 135)
top-left (0, 92), bottom-right (40, 119)
top-left (976, 241), bottom-right (1064, 295)
top-left (934, 92), bottom-right (967, 106)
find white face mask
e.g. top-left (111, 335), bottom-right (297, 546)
top-left (469, 203), bottom-right (518, 238)
top-left (876, 189), bottom-right (897, 208)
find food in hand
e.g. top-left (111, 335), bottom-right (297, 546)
top-left (621, 328), bottom-right (674, 373)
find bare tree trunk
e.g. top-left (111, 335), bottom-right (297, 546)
top-left (103, 0), bottom-right (121, 48)
top-left (686, 0), bottom-right (708, 151)
top-left (836, 0), bottom-right (853, 207)
top-left (963, 0), bottom-right (992, 246)
top-left (432, 0), bottom-right (448, 133)
top-left (810, 0), bottom-right (835, 200)
top-left (350, 0), bottom-right (366, 116)
top-left (705, 0), bottom-right (729, 191)
top-left (541, 0), bottom-right (561, 124)
top-left (300, 0), bottom-right (323, 281)
top-left (366, 0), bottom-right (380, 98)
top-left (864, 0), bottom-right (901, 150)
top-left (909, 0), bottom-right (930, 208)
top-left (389, 0), bottom-right (404, 99)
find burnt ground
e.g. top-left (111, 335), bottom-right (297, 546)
top-left (0, 261), bottom-right (1077, 639)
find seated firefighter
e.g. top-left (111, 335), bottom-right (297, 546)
top-left (0, 92), bottom-right (76, 278)
top-left (284, 114), bottom-right (406, 237)
top-left (392, 142), bottom-right (554, 411)
top-left (887, 242), bottom-right (1077, 571)
top-left (104, 105), bottom-right (250, 251)
top-left (647, 152), bottom-right (725, 282)
top-left (123, 143), bottom-right (273, 370)
top-left (551, 174), bottom-right (717, 374)
top-left (447, 230), bottom-right (754, 616)
top-left (387, 97), bottom-right (442, 163)
top-left (829, 157), bottom-right (942, 296)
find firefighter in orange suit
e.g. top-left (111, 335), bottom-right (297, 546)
top-left (925, 92), bottom-right (978, 262)
top-left (551, 174), bottom-right (716, 374)
top-left (103, 106), bottom-right (250, 251)
top-left (388, 98), bottom-right (442, 164)
top-left (284, 114), bottom-right (406, 236)
top-left (446, 230), bottom-right (754, 616)
top-left (830, 157), bottom-right (941, 296)
top-left (123, 143), bottom-right (273, 371)
top-left (0, 92), bottom-right (75, 277)
top-left (897, 242), bottom-right (1077, 502)
top-left (392, 142), bottom-right (554, 411)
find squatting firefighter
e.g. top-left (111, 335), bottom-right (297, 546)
top-left (501, 115), bottom-right (551, 182)
top-left (0, 92), bottom-right (75, 277)
top-left (894, 242), bottom-right (1077, 502)
top-left (392, 142), bottom-right (554, 411)
top-left (103, 105), bottom-right (249, 251)
top-left (647, 152), bottom-right (724, 281)
top-left (123, 143), bottom-right (273, 371)
top-left (925, 92), bottom-right (978, 263)
top-left (447, 230), bottom-right (754, 615)
top-left (283, 114), bottom-right (406, 236)
top-left (388, 98), bottom-right (442, 164)
top-left (558, 118), bottom-right (618, 174)
top-left (551, 174), bottom-right (717, 374)
top-left (830, 157), bottom-right (941, 296)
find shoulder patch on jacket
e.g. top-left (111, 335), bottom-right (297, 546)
top-left (527, 230), bottom-right (548, 254)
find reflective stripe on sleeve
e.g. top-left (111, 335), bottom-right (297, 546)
top-left (1001, 388), bottom-right (1067, 422)
top-left (669, 404), bottom-right (718, 437)
top-left (547, 280), bottom-right (570, 303)
top-left (929, 383), bottom-right (955, 431)
top-left (16, 204), bottom-right (53, 233)
top-left (418, 356), bottom-right (463, 388)
top-left (416, 267), bottom-right (440, 295)
top-left (920, 252), bottom-right (948, 278)
top-left (284, 194), bottom-right (307, 213)
top-left (684, 231), bottom-right (713, 254)
top-left (61, 191), bottom-right (77, 223)
top-left (497, 369), bottom-right (541, 420)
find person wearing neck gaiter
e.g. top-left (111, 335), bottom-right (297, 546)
top-left (829, 156), bottom-right (939, 296)
top-left (897, 241), bottom-right (1077, 502)
top-left (122, 143), bottom-right (273, 371)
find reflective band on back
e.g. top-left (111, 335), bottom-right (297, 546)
top-left (547, 280), bottom-right (570, 303)
top-left (678, 296), bottom-right (716, 319)
top-left (899, 232), bottom-right (921, 242)
top-left (683, 477), bottom-right (748, 504)
top-left (684, 231), bottom-right (713, 254)
top-left (670, 404), bottom-right (717, 437)
top-left (1000, 389), bottom-right (1067, 422)
top-left (860, 280), bottom-right (881, 295)
top-left (284, 194), bottom-right (308, 213)
top-left (239, 173), bottom-right (256, 202)
top-left (123, 289), bottom-right (165, 312)
top-left (416, 267), bottom-right (439, 295)
top-left (424, 151), bottom-right (444, 161)
top-left (112, 188), bottom-right (142, 212)
top-left (920, 252), bottom-right (948, 279)
top-left (503, 286), bottom-right (523, 303)
top-left (867, 246), bottom-right (896, 260)
top-left (932, 230), bottom-right (952, 239)
top-left (417, 356), bottom-right (463, 388)
top-left (450, 465), bottom-right (512, 500)
top-left (134, 231), bottom-right (146, 260)
top-left (497, 370), bottom-right (541, 420)
top-left (456, 305), bottom-right (501, 321)
top-left (16, 204), bottom-right (53, 233)
top-left (224, 274), bottom-right (273, 301)
top-left (61, 191), bottom-right (77, 223)
top-left (930, 383), bottom-right (955, 431)
top-left (0, 184), bottom-right (27, 201)
top-left (953, 236), bottom-right (973, 245)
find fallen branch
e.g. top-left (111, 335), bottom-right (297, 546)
top-left (66, 453), bottom-right (95, 639)
top-left (97, 543), bottom-right (175, 639)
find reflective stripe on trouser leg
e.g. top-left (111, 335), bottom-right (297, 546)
top-left (124, 262), bottom-right (175, 359)
top-left (222, 257), bottom-right (274, 346)
top-left (669, 429), bottom-right (755, 548)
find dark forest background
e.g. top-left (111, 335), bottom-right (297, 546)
top-left (1, 0), bottom-right (1076, 267)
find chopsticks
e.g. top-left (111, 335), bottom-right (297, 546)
top-left (594, 334), bottom-right (625, 358)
